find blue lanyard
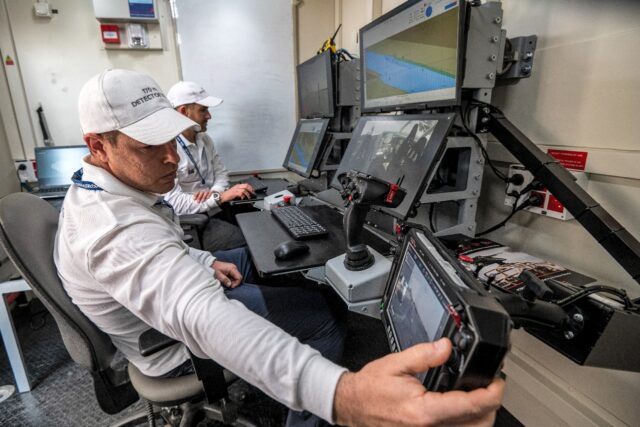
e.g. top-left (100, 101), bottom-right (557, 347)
top-left (155, 199), bottom-right (176, 222)
top-left (72, 168), bottom-right (175, 221)
top-left (71, 168), bottom-right (103, 191)
top-left (176, 135), bottom-right (206, 185)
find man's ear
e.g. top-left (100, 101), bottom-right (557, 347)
top-left (176, 105), bottom-right (188, 116)
top-left (84, 133), bottom-right (110, 163)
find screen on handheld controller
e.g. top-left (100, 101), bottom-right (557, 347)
top-left (386, 238), bottom-right (452, 381)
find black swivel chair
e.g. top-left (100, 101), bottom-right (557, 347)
top-left (179, 213), bottom-right (209, 249)
top-left (0, 193), bottom-right (254, 427)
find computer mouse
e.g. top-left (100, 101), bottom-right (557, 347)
top-left (274, 240), bottom-right (310, 260)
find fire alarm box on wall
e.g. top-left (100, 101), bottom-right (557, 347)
top-left (100, 24), bottom-right (120, 44)
top-left (93, 0), bottom-right (162, 50)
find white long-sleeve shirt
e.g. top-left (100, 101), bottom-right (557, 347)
top-left (54, 158), bottom-right (345, 422)
top-left (164, 132), bottom-right (230, 214)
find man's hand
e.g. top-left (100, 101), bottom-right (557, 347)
top-left (192, 190), bottom-right (213, 203)
top-left (220, 184), bottom-right (255, 203)
top-left (333, 338), bottom-right (505, 427)
top-left (212, 260), bottom-right (243, 288)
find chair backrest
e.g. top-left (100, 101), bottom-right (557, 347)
top-left (0, 193), bottom-right (137, 414)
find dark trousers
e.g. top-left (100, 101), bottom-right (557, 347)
top-left (163, 247), bottom-right (344, 426)
top-left (201, 217), bottom-right (246, 252)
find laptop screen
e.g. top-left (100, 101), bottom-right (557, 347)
top-left (35, 146), bottom-right (89, 188)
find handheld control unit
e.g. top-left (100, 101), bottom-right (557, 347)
top-left (382, 228), bottom-right (512, 391)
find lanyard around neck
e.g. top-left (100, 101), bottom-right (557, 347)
top-left (72, 168), bottom-right (176, 222)
top-left (176, 135), bottom-right (206, 185)
top-left (71, 168), bottom-right (103, 191)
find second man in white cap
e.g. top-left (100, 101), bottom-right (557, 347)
top-left (164, 80), bottom-right (253, 252)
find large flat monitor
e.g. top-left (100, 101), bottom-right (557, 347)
top-left (360, 0), bottom-right (465, 112)
top-left (297, 50), bottom-right (335, 118)
top-left (331, 113), bottom-right (454, 219)
top-left (283, 118), bottom-right (330, 178)
top-left (35, 145), bottom-right (89, 188)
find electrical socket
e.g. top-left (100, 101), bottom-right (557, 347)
top-left (504, 163), bottom-right (589, 221)
top-left (504, 164), bottom-right (534, 208)
top-left (14, 160), bottom-right (37, 183)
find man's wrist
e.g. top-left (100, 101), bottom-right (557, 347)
top-left (333, 371), bottom-right (357, 426)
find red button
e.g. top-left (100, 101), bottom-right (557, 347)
top-left (458, 254), bottom-right (474, 263)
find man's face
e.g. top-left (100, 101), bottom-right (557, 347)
top-left (100, 133), bottom-right (179, 194)
top-left (185, 104), bottom-right (211, 132)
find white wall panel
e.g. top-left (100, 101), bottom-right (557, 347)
top-left (175, 0), bottom-right (297, 172)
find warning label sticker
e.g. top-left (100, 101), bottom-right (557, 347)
top-left (547, 149), bottom-right (588, 171)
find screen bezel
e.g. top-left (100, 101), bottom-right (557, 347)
top-left (359, 0), bottom-right (467, 113)
top-left (35, 145), bottom-right (89, 188)
top-left (282, 118), bottom-right (330, 178)
top-left (296, 50), bottom-right (335, 119)
top-left (330, 113), bottom-right (455, 220)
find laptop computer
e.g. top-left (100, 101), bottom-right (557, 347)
top-left (33, 145), bottom-right (89, 199)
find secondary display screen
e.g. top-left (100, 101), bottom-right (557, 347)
top-left (332, 114), bottom-right (453, 219)
top-left (361, 0), bottom-right (461, 111)
top-left (283, 119), bottom-right (329, 177)
top-left (387, 240), bottom-right (450, 379)
top-left (297, 50), bottom-right (334, 118)
top-left (36, 146), bottom-right (90, 188)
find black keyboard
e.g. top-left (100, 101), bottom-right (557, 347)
top-left (245, 177), bottom-right (268, 193)
top-left (38, 186), bottom-right (67, 193)
top-left (271, 206), bottom-right (328, 240)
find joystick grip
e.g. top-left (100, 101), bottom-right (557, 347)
top-left (343, 203), bottom-right (374, 270)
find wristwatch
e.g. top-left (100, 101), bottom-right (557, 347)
top-left (211, 191), bottom-right (221, 204)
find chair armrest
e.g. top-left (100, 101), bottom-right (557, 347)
top-left (139, 329), bottom-right (179, 357)
top-left (179, 213), bottom-right (209, 228)
top-left (139, 330), bottom-right (237, 406)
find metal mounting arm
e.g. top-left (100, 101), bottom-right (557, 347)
top-left (479, 106), bottom-right (640, 286)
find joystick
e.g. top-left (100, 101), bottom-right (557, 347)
top-left (338, 170), bottom-right (406, 271)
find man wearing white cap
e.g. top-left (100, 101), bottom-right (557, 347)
top-left (164, 80), bottom-right (250, 252)
top-left (55, 69), bottom-right (504, 427)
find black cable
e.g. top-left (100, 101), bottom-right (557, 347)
top-left (428, 200), bottom-right (461, 233)
top-left (476, 198), bottom-right (519, 237)
top-left (497, 38), bottom-right (514, 76)
top-left (15, 168), bottom-right (34, 192)
top-left (428, 203), bottom-right (436, 232)
top-left (458, 105), bottom-right (509, 183)
top-left (554, 285), bottom-right (636, 311)
top-left (476, 192), bottom-right (543, 237)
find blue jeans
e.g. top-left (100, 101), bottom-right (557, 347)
top-left (213, 247), bottom-right (345, 365)
top-left (216, 248), bottom-right (345, 426)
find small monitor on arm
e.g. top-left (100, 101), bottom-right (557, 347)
top-left (283, 118), bottom-right (330, 178)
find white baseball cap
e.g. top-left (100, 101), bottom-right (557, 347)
top-left (166, 81), bottom-right (224, 109)
top-left (78, 69), bottom-right (200, 146)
